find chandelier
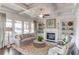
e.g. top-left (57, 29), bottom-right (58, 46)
top-left (38, 8), bottom-right (49, 18)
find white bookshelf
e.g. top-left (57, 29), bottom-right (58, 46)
top-left (61, 21), bottom-right (74, 35)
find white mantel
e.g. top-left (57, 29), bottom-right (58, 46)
top-left (44, 28), bottom-right (59, 42)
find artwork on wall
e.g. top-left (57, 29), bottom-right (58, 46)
top-left (67, 21), bottom-right (73, 26)
top-left (46, 19), bottom-right (56, 28)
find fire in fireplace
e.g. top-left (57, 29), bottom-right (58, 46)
top-left (47, 33), bottom-right (55, 41)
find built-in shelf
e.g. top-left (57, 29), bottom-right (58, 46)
top-left (61, 21), bottom-right (74, 35)
top-left (37, 22), bottom-right (44, 33)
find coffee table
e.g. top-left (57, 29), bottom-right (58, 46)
top-left (33, 40), bottom-right (46, 48)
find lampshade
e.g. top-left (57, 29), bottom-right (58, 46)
top-left (4, 27), bottom-right (12, 31)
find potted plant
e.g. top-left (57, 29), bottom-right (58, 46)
top-left (63, 38), bottom-right (67, 45)
top-left (37, 36), bottom-right (44, 42)
top-left (33, 36), bottom-right (45, 48)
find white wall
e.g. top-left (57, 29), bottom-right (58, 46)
top-left (75, 20), bottom-right (79, 49)
top-left (75, 7), bottom-right (79, 54)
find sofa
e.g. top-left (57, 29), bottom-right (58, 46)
top-left (48, 35), bottom-right (75, 55)
top-left (15, 33), bottom-right (36, 47)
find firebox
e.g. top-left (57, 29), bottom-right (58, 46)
top-left (47, 33), bottom-right (55, 41)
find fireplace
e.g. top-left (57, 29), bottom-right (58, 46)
top-left (47, 33), bottom-right (55, 41)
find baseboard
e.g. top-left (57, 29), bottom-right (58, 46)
top-left (46, 40), bottom-right (56, 43)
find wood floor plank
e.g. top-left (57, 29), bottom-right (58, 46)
top-left (0, 47), bottom-right (22, 55)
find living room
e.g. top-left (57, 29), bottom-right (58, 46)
top-left (0, 3), bottom-right (79, 55)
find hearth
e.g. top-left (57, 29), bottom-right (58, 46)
top-left (47, 33), bottom-right (55, 41)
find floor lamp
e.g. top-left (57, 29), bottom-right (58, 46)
top-left (5, 27), bottom-right (12, 48)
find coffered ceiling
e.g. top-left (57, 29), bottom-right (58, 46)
top-left (0, 3), bottom-right (78, 19)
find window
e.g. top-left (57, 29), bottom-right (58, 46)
top-left (5, 19), bottom-right (35, 46)
top-left (30, 22), bottom-right (34, 33)
top-left (24, 22), bottom-right (29, 33)
top-left (6, 19), bottom-right (12, 27)
top-left (5, 19), bottom-right (12, 45)
top-left (14, 20), bottom-right (22, 34)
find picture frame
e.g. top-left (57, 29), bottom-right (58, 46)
top-left (46, 19), bottom-right (56, 28)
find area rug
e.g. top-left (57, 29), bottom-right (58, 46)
top-left (12, 43), bottom-right (53, 55)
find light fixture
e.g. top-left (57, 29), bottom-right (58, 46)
top-left (38, 8), bottom-right (49, 18)
top-left (39, 14), bottom-right (43, 18)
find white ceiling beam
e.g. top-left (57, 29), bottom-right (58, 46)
top-left (0, 6), bottom-right (34, 20)
top-left (0, 6), bottom-right (17, 14)
top-left (14, 3), bottom-right (36, 18)
top-left (0, 3), bottom-right (38, 20)
top-left (15, 3), bottom-right (30, 11)
top-left (14, 3), bottom-right (32, 15)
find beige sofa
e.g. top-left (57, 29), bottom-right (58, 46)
top-left (48, 36), bottom-right (75, 55)
top-left (15, 33), bottom-right (36, 47)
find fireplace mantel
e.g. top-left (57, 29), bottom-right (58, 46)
top-left (44, 29), bottom-right (59, 42)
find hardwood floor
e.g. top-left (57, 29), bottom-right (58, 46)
top-left (0, 46), bottom-right (22, 55)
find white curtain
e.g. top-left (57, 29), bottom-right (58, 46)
top-left (0, 13), bottom-right (6, 48)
